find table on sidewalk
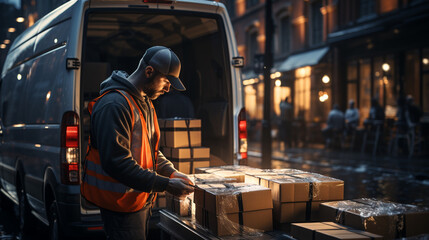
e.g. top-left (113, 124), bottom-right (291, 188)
top-left (157, 209), bottom-right (294, 240)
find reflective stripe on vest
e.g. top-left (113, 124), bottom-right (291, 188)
top-left (81, 90), bottom-right (160, 212)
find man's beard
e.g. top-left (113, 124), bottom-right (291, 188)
top-left (143, 76), bottom-right (163, 100)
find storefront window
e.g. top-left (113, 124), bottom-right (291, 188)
top-left (359, 59), bottom-right (371, 123)
top-left (423, 74), bottom-right (429, 113)
top-left (404, 50), bottom-right (420, 105)
top-left (373, 56), bottom-right (396, 118)
top-left (423, 48), bottom-right (429, 72)
top-left (423, 48), bottom-right (429, 113)
top-left (294, 67), bottom-right (311, 121)
top-left (347, 61), bottom-right (358, 107)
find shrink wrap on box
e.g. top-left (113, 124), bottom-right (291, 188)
top-left (320, 198), bottom-right (429, 239)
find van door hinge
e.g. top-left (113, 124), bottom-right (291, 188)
top-left (66, 58), bottom-right (80, 70)
top-left (232, 57), bottom-right (244, 68)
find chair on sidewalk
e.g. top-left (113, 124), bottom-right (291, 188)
top-left (361, 120), bottom-right (384, 156)
top-left (388, 122), bottom-right (411, 157)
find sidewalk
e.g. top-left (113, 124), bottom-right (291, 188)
top-left (247, 140), bottom-right (429, 207)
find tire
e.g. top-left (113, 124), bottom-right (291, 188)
top-left (48, 200), bottom-right (65, 240)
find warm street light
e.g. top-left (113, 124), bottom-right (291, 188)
top-left (8, 28), bottom-right (16, 33)
top-left (382, 63), bottom-right (390, 72)
top-left (423, 58), bottom-right (429, 65)
top-left (4, 39), bottom-right (10, 44)
top-left (0, 44), bottom-right (6, 49)
top-left (275, 79), bottom-right (281, 87)
top-left (16, 17), bottom-right (25, 23)
top-left (322, 75), bottom-right (330, 84)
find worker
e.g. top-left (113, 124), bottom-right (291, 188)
top-left (81, 46), bottom-right (194, 240)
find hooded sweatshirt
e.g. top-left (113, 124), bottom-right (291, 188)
top-left (90, 71), bottom-right (176, 193)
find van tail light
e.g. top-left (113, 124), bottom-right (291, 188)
top-left (60, 111), bottom-right (80, 185)
top-left (238, 108), bottom-right (248, 164)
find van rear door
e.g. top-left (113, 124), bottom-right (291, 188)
top-left (81, 0), bottom-right (243, 211)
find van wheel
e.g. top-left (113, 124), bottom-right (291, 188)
top-left (48, 200), bottom-right (65, 240)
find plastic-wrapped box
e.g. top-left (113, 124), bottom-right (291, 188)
top-left (320, 199), bottom-right (429, 239)
top-left (165, 192), bottom-right (193, 217)
top-left (159, 118), bottom-right (201, 148)
top-left (194, 183), bottom-right (273, 236)
top-left (191, 173), bottom-right (237, 184)
top-left (259, 173), bottom-right (344, 224)
top-left (291, 222), bottom-right (383, 240)
top-left (162, 147), bottom-right (210, 174)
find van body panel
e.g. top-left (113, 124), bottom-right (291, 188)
top-left (1, 0), bottom-right (242, 236)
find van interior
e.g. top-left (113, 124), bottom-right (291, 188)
top-left (80, 10), bottom-right (234, 179)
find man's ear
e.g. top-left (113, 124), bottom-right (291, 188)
top-left (145, 66), bottom-right (155, 78)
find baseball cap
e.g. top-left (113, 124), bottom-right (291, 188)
top-left (143, 46), bottom-right (186, 91)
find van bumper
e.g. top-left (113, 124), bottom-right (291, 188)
top-left (57, 201), bottom-right (104, 237)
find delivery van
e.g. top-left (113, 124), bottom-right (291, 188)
top-left (0, 0), bottom-right (247, 238)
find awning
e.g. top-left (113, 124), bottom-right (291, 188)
top-left (277, 47), bottom-right (329, 72)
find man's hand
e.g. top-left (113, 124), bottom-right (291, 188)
top-left (170, 171), bottom-right (194, 186)
top-left (166, 178), bottom-right (194, 197)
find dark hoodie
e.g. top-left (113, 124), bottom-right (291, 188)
top-left (90, 71), bottom-right (176, 193)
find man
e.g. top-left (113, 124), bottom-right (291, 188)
top-left (322, 104), bottom-right (345, 147)
top-left (345, 99), bottom-right (359, 132)
top-left (81, 46), bottom-right (194, 240)
top-left (279, 97), bottom-right (293, 150)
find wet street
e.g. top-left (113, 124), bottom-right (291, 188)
top-left (248, 142), bottom-right (429, 207)
top-left (0, 143), bottom-right (428, 239)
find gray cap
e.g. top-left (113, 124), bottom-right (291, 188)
top-left (143, 46), bottom-right (185, 91)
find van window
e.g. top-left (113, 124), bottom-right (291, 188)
top-left (82, 10), bottom-right (233, 164)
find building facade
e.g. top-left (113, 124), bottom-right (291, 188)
top-left (227, 0), bottom-right (429, 144)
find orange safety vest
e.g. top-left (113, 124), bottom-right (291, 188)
top-left (81, 90), bottom-right (160, 212)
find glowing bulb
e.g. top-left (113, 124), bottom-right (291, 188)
top-left (382, 63), bottom-right (390, 72)
top-left (4, 39), bottom-right (10, 44)
top-left (16, 17), bottom-right (25, 23)
top-left (275, 79), bottom-right (281, 87)
top-left (8, 28), bottom-right (16, 33)
top-left (0, 44), bottom-right (6, 49)
top-left (275, 72), bottom-right (281, 78)
top-left (54, 38), bottom-right (58, 44)
top-left (322, 75), bottom-right (330, 84)
top-left (17, 74), bottom-right (22, 80)
top-left (423, 58), bottom-right (429, 65)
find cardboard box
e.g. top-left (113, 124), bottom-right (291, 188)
top-left (210, 170), bottom-right (245, 183)
top-left (273, 201), bottom-right (307, 223)
top-left (163, 147), bottom-right (210, 174)
top-left (203, 183), bottom-right (273, 214)
top-left (192, 173), bottom-right (237, 184)
top-left (319, 199), bottom-right (429, 239)
top-left (291, 222), bottom-right (350, 240)
top-left (293, 174), bottom-right (344, 201)
top-left (315, 229), bottom-right (383, 240)
top-left (165, 192), bottom-right (193, 217)
top-left (159, 118), bottom-right (201, 148)
top-left (163, 147), bottom-right (210, 160)
top-left (291, 222), bottom-right (383, 240)
top-left (172, 160), bottom-right (210, 174)
top-left (261, 175), bottom-right (310, 203)
top-left (195, 205), bottom-right (273, 236)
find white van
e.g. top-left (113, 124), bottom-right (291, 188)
top-left (0, 0), bottom-right (247, 238)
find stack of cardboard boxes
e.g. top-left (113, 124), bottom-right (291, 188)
top-left (194, 182), bottom-right (273, 236)
top-left (159, 118), bottom-right (210, 174)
